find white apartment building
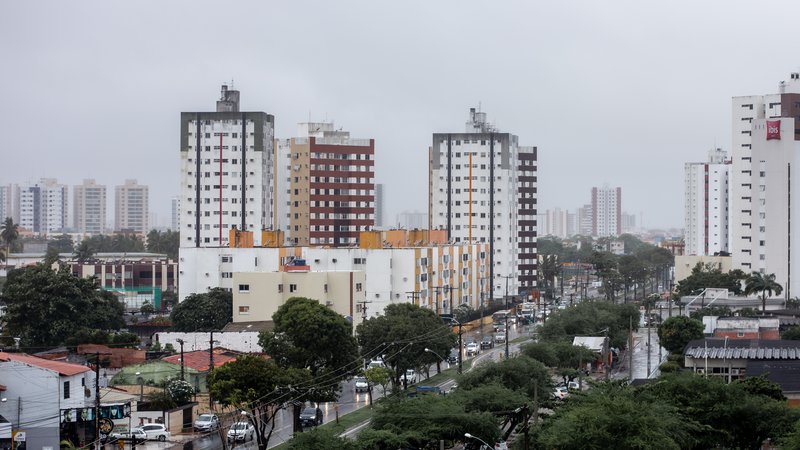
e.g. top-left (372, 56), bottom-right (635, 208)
top-left (0, 184), bottom-right (12, 222)
top-left (684, 148), bottom-right (730, 256)
top-left (115, 179), bottom-right (148, 234)
top-left (731, 72), bottom-right (800, 273)
top-left (17, 178), bottom-right (68, 235)
top-left (538, 208), bottom-right (570, 238)
top-left (577, 204), bottom-right (593, 236)
top-left (428, 108), bottom-right (537, 300)
top-left (396, 210), bottom-right (427, 230)
top-left (73, 179), bottom-right (107, 235)
top-left (180, 85), bottom-right (275, 248)
top-left (591, 185), bottom-right (621, 237)
top-left (179, 240), bottom-right (490, 318)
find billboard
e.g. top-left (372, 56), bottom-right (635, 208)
top-left (767, 120), bottom-right (781, 140)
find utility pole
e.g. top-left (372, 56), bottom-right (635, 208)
top-left (500, 274), bottom-right (513, 359)
top-left (647, 302), bottom-right (651, 377)
top-left (356, 299), bottom-right (372, 323)
top-left (176, 339), bottom-right (185, 381)
top-left (94, 352), bottom-right (101, 450)
top-left (406, 290), bottom-right (422, 308)
top-left (629, 315), bottom-right (634, 381)
top-left (209, 331), bottom-right (215, 410)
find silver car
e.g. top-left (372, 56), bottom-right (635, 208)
top-left (194, 413), bottom-right (220, 432)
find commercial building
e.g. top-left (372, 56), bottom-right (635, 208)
top-left (179, 229), bottom-right (489, 319)
top-left (731, 72), bottom-right (800, 276)
top-left (115, 179), bottom-right (149, 235)
top-left (180, 85), bottom-right (275, 248)
top-left (684, 148), bottom-right (730, 256)
top-left (428, 108), bottom-right (537, 300)
top-left (73, 179), bottom-right (107, 235)
top-left (17, 178), bottom-right (68, 235)
top-left (275, 122), bottom-right (375, 246)
top-left (591, 185), bottom-right (621, 237)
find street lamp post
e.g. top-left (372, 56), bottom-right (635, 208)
top-left (465, 432), bottom-right (492, 449)
top-left (135, 371), bottom-right (143, 402)
top-left (424, 348), bottom-right (446, 375)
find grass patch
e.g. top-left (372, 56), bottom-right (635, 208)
top-left (511, 334), bottom-right (534, 344)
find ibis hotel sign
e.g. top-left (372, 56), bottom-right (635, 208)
top-left (767, 120), bottom-right (781, 140)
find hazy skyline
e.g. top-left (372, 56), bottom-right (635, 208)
top-left (3, 1), bottom-right (800, 231)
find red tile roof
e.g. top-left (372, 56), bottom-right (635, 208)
top-left (162, 351), bottom-right (236, 372)
top-left (0, 352), bottom-right (91, 376)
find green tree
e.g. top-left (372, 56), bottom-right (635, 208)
top-left (782, 326), bottom-right (800, 340)
top-left (658, 316), bottom-right (704, 354)
top-left (2, 265), bottom-right (125, 347)
top-left (537, 301), bottom-right (638, 349)
top-left (450, 383), bottom-right (527, 414)
top-left (364, 366), bottom-right (392, 405)
top-left (537, 382), bottom-right (697, 449)
top-left (356, 303), bottom-right (457, 389)
top-left (287, 428), bottom-right (358, 450)
top-left (0, 217), bottom-right (19, 259)
top-left (48, 234), bottom-right (74, 253)
top-left (366, 395), bottom-right (500, 449)
top-left (209, 356), bottom-right (312, 450)
top-left (43, 245), bottom-right (61, 266)
top-left (689, 305), bottom-right (732, 320)
top-left (139, 301), bottom-right (155, 317)
top-left (745, 271), bottom-right (784, 313)
top-left (146, 229), bottom-right (179, 260)
top-left (169, 288), bottom-right (232, 331)
top-left (676, 262), bottom-right (747, 296)
top-left (457, 356), bottom-right (551, 400)
top-left (258, 297), bottom-right (359, 401)
top-left (74, 240), bottom-right (95, 263)
top-left (641, 372), bottom-right (800, 449)
top-left (734, 375), bottom-right (786, 401)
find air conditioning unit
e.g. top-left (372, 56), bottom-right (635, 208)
top-left (696, 368), bottom-right (705, 374)
top-left (325, 301), bottom-right (333, 307)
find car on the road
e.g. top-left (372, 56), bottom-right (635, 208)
top-left (140, 423), bottom-right (171, 441)
top-left (299, 407), bottom-right (323, 428)
top-left (109, 428), bottom-right (147, 445)
top-left (354, 376), bottom-right (370, 393)
top-left (494, 332), bottom-right (506, 343)
top-left (227, 421), bottom-right (255, 442)
top-left (448, 349), bottom-right (459, 364)
top-left (367, 357), bottom-right (385, 369)
top-left (193, 413), bottom-right (220, 432)
top-left (480, 335), bottom-right (494, 349)
top-left (552, 386), bottom-right (569, 400)
top-left (465, 342), bottom-right (480, 357)
top-left (401, 369), bottom-right (417, 384)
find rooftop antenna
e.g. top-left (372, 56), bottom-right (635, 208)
top-left (230, 78), bottom-right (234, 89)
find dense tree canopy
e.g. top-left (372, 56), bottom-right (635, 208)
top-left (78, 233), bottom-right (146, 257)
top-left (169, 288), bottom-right (232, 331)
top-left (146, 229), bottom-right (179, 259)
top-left (259, 297), bottom-right (359, 401)
top-left (658, 316), bottom-right (704, 353)
top-left (537, 301), bottom-right (638, 349)
top-left (356, 303), bottom-right (457, 387)
top-left (1, 265), bottom-right (125, 347)
top-left (676, 262), bottom-right (747, 296)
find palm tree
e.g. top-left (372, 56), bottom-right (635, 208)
top-left (744, 271), bottom-right (783, 313)
top-left (1, 217), bottom-right (19, 258)
top-left (74, 240), bottom-right (95, 263)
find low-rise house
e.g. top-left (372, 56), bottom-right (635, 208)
top-left (0, 352), bottom-right (97, 449)
top-left (711, 317), bottom-right (780, 340)
top-left (683, 338), bottom-right (800, 384)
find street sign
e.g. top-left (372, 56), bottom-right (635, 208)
top-left (13, 431), bottom-right (25, 442)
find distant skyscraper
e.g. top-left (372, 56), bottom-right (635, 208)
top-left (171, 196), bottom-right (180, 231)
top-left (684, 148), bottom-right (730, 256)
top-left (429, 107), bottom-right (537, 299)
top-left (73, 179), bottom-right (107, 235)
top-left (180, 85), bottom-right (275, 247)
top-left (276, 122), bottom-right (375, 246)
top-left (577, 204), bottom-right (593, 236)
top-left (591, 185), bottom-right (621, 237)
top-left (537, 208), bottom-right (569, 238)
top-left (0, 184), bottom-right (12, 222)
top-left (375, 184), bottom-right (385, 228)
top-left (396, 210), bottom-right (427, 230)
top-left (115, 179), bottom-right (149, 234)
top-left (620, 212), bottom-right (637, 234)
top-left (18, 178), bottom-right (68, 235)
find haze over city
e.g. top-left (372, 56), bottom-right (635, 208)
top-left (3, 1), bottom-right (800, 229)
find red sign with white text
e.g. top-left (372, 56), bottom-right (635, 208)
top-left (767, 120), bottom-right (781, 140)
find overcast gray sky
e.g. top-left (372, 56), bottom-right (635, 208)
top-left (2, 1), bottom-right (800, 230)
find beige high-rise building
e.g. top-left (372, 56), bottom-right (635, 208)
top-left (74, 179), bottom-right (107, 235)
top-left (115, 179), bottom-right (149, 234)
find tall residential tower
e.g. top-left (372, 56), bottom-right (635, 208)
top-left (684, 148), bottom-right (730, 256)
top-left (591, 185), bottom-right (621, 237)
top-left (115, 179), bottom-right (149, 234)
top-left (429, 108), bottom-right (538, 301)
top-left (73, 179), bottom-right (107, 235)
top-left (180, 85), bottom-right (275, 247)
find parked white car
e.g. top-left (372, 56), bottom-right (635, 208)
top-left (109, 428), bottom-right (147, 444)
top-left (140, 423), bottom-right (171, 441)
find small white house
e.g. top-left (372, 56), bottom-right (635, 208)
top-left (0, 352), bottom-right (97, 449)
